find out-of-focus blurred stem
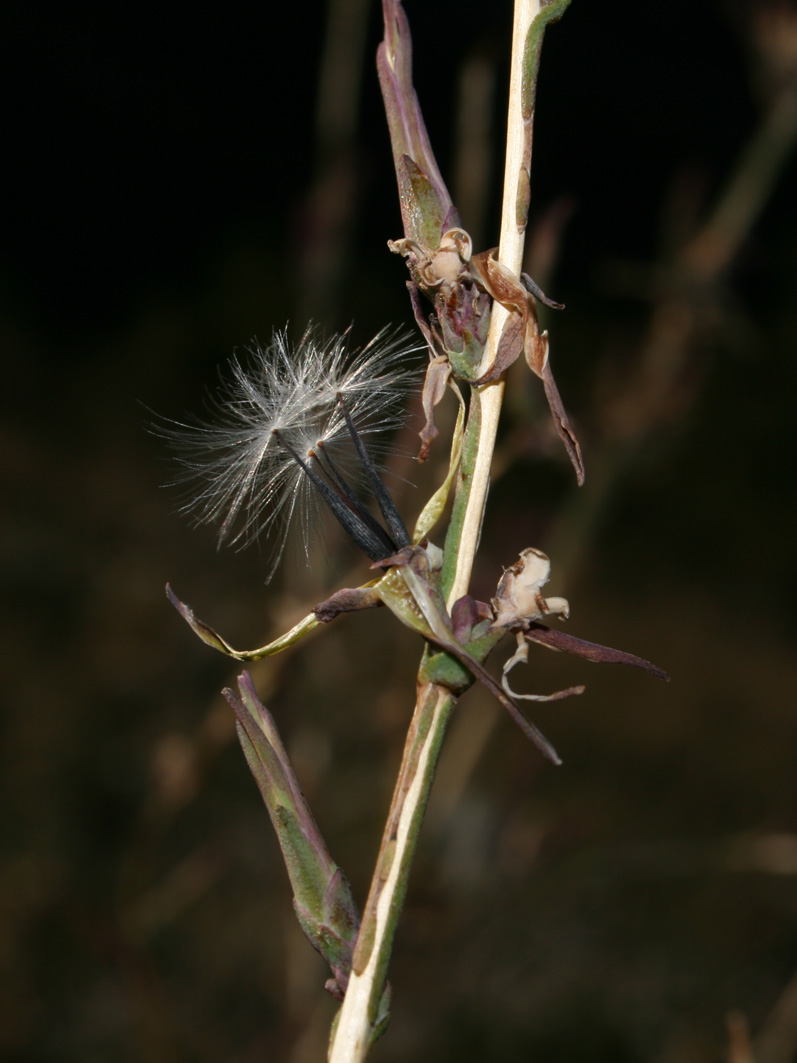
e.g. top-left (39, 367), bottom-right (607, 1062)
top-left (686, 83), bottom-right (797, 280)
top-left (551, 73), bottom-right (797, 587)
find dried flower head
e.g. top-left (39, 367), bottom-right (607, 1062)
top-left (166, 325), bottom-right (419, 578)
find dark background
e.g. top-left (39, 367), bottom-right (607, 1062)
top-left (2, 0), bottom-right (797, 1060)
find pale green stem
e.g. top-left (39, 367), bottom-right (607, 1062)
top-left (447, 0), bottom-right (542, 606)
top-left (327, 3), bottom-right (543, 1059)
top-left (328, 684), bottom-right (455, 1062)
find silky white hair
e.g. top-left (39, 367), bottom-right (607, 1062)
top-left (165, 325), bottom-right (419, 579)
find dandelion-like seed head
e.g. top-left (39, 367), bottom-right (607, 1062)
top-left (168, 325), bottom-right (419, 579)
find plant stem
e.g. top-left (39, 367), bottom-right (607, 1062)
top-left (328, 683), bottom-right (455, 1062)
top-left (447, 0), bottom-right (543, 604)
top-left (327, 4), bottom-right (545, 1059)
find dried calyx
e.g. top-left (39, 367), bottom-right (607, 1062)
top-left (487, 547), bottom-right (669, 704)
top-left (390, 226), bottom-right (584, 482)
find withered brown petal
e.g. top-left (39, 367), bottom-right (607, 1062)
top-left (540, 361), bottom-right (586, 485)
top-left (522, 304), bottom-right (548, 376)
top-left (407, 280), bottom-right (436, 347)
top-left (418, 354), bottom-right (452, 461)
top-left (473, 312), bottom-right (525, 386)
top-left (525, 622), bottom-right (669, 681)
top-left (470, 249), bottom-right (529, 316)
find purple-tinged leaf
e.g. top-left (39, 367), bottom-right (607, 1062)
top-left (224, 672), bottom-right (361, 999)
top-left (378, 0), bottom-right (457, 246)
top-left (314, 586), bottom-right (382, 624)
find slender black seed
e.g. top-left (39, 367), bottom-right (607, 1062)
top-left (338, 396), bottom-right (410, 548)
top-left (315, 443), bottom-right (397, 551)
top-left (273, 431), bottom-right (393, 561)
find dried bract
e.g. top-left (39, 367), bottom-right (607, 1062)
top-left (490, 548), bottom-right (669, 703)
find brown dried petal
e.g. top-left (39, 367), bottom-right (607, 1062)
top-left (522, 303), bottom-right (549, 377)
top-left (470, 248), bottom-right (530, 316)
top-left (525, 622), bottom-right (670, 680)
top-left (473, 311), bottom-right (524, 386)
top-left (418, 354), bottom-right (452, 461)
top-left (470, 248), bottom-right (585, 483)
top-left (541, 359), bottom-right (585, 485)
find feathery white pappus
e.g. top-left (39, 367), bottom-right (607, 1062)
top-left (165, 325), bottom-right (419, 579)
